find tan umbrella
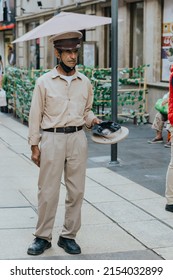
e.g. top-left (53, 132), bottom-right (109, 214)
top-left (13, 12), bottom-right (112, 43)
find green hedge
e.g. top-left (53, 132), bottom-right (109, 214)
top-left (2, 64), bottom-right (149, 124)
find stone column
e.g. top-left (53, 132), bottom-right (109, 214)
top-left (143, 0), bottom-right (162, 83)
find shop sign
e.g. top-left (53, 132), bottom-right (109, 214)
top-left (0, 22), bottom-right (14, 30)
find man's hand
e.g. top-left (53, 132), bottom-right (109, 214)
top-left (91, 117), bottom-right (102, 126)
top-left (31, 145), bottom-right (40, 167)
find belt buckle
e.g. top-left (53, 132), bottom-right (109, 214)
top-left (64, 127), bottom-right (71, 133)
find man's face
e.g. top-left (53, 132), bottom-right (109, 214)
top-left (60, 49), bottom-right (79, 67)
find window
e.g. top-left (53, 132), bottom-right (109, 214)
top-left (162, 0), bottom-right (173, 81)
top-left (26, 22), bottom-right (40, 69)
top-left (130, 2), bottom-right (144, 67)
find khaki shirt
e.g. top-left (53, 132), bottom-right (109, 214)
top-left (28, 67), bottom-right (95, 145)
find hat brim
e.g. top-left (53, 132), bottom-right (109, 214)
top-left (91, 126), bottom-right (129, 144)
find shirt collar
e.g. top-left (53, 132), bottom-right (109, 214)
top-left (51, 66), bottom-right (83, 80)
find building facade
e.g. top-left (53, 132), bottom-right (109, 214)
top-left (1, 0), bottom-right (173, 121)
top-left (0, 0), bottom-right (15, 67)
top-left (13, 0), bottom-right (112, 70)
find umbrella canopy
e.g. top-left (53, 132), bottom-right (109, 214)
top-left (13, 12), bottom-right (112, 43)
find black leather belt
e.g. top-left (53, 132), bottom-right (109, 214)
top-left (43, 126), bottom-right (83, 134)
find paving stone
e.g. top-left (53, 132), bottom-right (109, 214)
top-left (0, 208), bottom-right (37, 228)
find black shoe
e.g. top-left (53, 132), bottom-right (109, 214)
top-left (27, 237), bottom-right (51, 255)
top-left (165, 204), bottom-right (173, 212)
top-left (148, 137), bottom-right (163, 144)
top-left (58, 236), bottom-right (81, 254)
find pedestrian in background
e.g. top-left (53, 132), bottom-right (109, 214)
top-left (165, 65), bottom-right (173, 212)
top-left (27, 31), bottom-right (101, 256)
top-left (7, 46), bottom-right (15, 66)
top-left (148, 92), bottom-right (171, 147)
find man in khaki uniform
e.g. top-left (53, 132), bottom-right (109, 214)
top-left (27, 30), bottom-right (100, 255)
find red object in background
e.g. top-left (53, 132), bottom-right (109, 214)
top-left (168, 66), bottom-right (173, 125)
top-left (0, 23), bottom-right (15, 31)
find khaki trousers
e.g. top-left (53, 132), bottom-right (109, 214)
top-left (166, 129), bottom-right (173, 204)
top-left (34, 129), bottom-right (88, 241)
top-left (152, 112), bottom-right (167, 132)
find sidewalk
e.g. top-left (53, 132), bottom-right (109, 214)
top-left (0, 112), bottom-right (173, 260)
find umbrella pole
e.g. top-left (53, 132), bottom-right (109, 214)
top-left (110, 0), bottom-right (119, 165)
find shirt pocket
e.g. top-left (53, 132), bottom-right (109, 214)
top-left (77, 92), bottom-right (88, 115)
top-left (46, 95), bottom-right (67, 116)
